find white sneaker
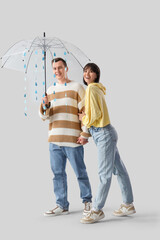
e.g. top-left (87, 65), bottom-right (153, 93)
top-left (44, 206), bottom-right (69, 217)
top-left (83, 202), bottom-right (91, 215)
top-left (80, 210), bottom-right (105, 224)
top-left (113, 203), bottom-right (136, 216)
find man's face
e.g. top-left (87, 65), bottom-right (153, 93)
top-left (52, 61), bottom-right (68, 81)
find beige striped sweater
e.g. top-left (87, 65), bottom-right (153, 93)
top-left (39, 81), bottom-right (91, 147)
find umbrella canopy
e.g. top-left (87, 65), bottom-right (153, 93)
top-left (1, 33), bottom-right (91, 105)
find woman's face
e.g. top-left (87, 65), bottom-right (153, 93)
top-left (83, 67), bottom-right (97, 85)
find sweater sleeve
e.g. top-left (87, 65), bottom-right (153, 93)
top-left (39, 90), bottom-right (51, 121)
top-left (82, 86), bottom-right (102, 128)
top-left (77, 85), bottom-right (91, 138)
top-left (39, 103), bottom-right (50, 121)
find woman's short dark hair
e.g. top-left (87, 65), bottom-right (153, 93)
top-left (83, 63), bottom-right (100, 85)
top-left (51, 57), bottom-right (67, 67)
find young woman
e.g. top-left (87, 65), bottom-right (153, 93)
top-left (78, 63), bottom-right (136, 224)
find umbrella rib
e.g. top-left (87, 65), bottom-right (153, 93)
top-left (25, 49), bottom-right (35, 73)
top-left (1, 39), bottom-right (25, 58)
top-left (68, 52), bottom-right (84, 68)
top-left (1, 55), bottom-right (11, 68)
top-left (28, 37), bottom-right (40, 52)
top-left (56, 38), bottom-right (90, 68)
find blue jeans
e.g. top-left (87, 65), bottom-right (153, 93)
top-left (49, 143), bottom-right (92, 210)
top-left (89, 124), bottom-right (134, 210)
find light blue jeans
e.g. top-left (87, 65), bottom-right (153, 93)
top-left (89, 124), bottom-right (133, 210)
top-left (49, 143), bottom-right (92, 210)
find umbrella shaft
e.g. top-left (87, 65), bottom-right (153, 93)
top-left (44, 51), bottom-right (47, 95)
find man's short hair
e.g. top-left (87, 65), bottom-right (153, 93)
top-left (51, 57), bottom-right (67, 67)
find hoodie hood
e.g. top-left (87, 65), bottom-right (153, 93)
top-left (90, 83), bottom-right (106, 95)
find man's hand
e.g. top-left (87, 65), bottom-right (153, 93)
top-left (78, 111), bottom-right (85, 121)
top-left (77, 136), bottom-right (88, 145)
top-left (42, 95), bottom-right (49, 106)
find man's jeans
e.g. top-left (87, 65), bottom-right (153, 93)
top-left (89, 124), bottom-right (133, 210)
top-left (49, 143), bottom-right (92, 210)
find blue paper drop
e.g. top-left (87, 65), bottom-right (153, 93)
top-left (43, 66), bottom-right (44, 70)
top-left (35, 82), bottom-right (37, 86)
top-left (35, 64), bottom-right (38, 68)
top-left (44, 111), bottom-right (46, 115)
top-left (43, 82), bottom-right (45, 85)
top-left (54, 82), bottom-right (56, 86)
top-left (24, 113), bottom-right (27, 117)
top-left (35, 50), bottom-right (38, 54)
top-left (53, 91), bottom-right (55, 94)
top-left (64, 82), bottom-right (67, 86)
top-left (24, 99), bottom-right (26, 104)
top-left (54, 98), bottom-right (56, 102)
top-left (54, 52), bottom-right (56, 56)
top-left (35, 90), bottom-right (37, 94)
top-left (64, 52), bottom-right (67, 55)
top-left (43, 100), bottom-right (45, 104)
top-left (36, 97), bottom-right (38, 101)
top-left (43, 105), bottom-right (47, 110)
top-left (24, 64), bottom-right (26, 69)
top-left (24, 52), bottom-right (26, 57)
top-left (54, 74), bottom-right (56, 78)
top-left (43, 94), bottom-right (45, 98)
top-left (42, 50), bottom-right (44, 54)
top-left (24, 94), bottom-right (26, 98)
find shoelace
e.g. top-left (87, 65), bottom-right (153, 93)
top-left (85, 202), bottom-right (90, 211)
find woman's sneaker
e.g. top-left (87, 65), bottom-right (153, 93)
top-left (80, 210), bottom-right (105, 224)
top-left (44, 206), bottom-right (69, 216)
top-left (83, 202), bottom-right (91, 215)
top-left (113, 203), bottom-right (136, 216)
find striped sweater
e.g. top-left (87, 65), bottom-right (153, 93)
top-left (39, 81), bottom-right (91, 147)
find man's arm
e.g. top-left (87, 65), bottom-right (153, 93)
top-left (77, 85), bottom-right (91, 142)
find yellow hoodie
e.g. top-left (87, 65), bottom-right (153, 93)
top-left (82, 83), bottom-right (110, 128)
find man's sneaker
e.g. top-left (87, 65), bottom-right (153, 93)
top-left (83, 202), bottom-right (91, 215)
top-left (113, 203), bottom-right (136, 216)
top-left (80, 210), bottom-right (105, 224)
top-left (44, 206), bottom-right (69, 217)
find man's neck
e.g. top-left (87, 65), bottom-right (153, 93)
top-left (57, 78), bottom-right (71, 84)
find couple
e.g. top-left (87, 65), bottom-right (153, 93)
top-left (39, 57), bottom-right (136, 224)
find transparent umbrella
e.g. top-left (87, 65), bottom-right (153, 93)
top-left (1, 33), bottom-right (91, 115)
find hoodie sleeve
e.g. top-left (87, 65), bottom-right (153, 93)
top-left (82, 85), bottom-right (102, 128)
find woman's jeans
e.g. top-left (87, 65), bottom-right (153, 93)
top-left (49, 143), bottom-right (92, 210)
top-left (89, 124), bottom-right (133, 210)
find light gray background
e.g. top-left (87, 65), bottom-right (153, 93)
top-left (0, 0), bottom-right (160, 239)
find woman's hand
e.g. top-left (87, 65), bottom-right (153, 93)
top-left (78, 111), bottom-right (85, 121)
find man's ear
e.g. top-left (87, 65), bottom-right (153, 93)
top-left (65, 66), bottom-right (68, 72)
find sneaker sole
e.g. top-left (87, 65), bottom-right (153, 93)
top-left (80, 214), bottom-right (105, 224)
top-left (113, 210), bottom-right (136, 217)
top-left (44, 211), bottom-right (69, 217)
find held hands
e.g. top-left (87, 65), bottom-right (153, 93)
top-left (77, 136), bottom-right (88, 145)
top-left (78, 111), bottom-right (85, 121)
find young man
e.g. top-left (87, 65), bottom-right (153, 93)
top-left (39, 58), bottom-right (92, 216)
